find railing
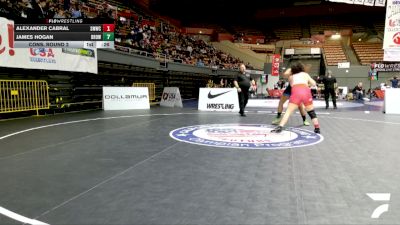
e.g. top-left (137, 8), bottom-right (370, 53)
top-left (0, 80), bottom-right (49, 115)
top-left (132, 83), bottom-right (156, 101)
top-left (115, 45), bottom-right (167, 60)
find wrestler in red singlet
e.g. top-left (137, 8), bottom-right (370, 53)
top-left (271, 62), bottom-right (320, 134)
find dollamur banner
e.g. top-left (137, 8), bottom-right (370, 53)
top-left (0, 17), bottom-right (98, 74)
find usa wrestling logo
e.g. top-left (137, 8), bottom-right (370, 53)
top-left (170, 124), bottom-right (323, 149)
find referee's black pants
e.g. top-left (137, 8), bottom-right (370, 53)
top-left (324, 88), bottom-right (337, 108)
top-left (238, 89), bottom-right (249, 115)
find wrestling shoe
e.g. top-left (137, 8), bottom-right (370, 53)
top-left (314, 128), bottom-right (320, 134)
top-left (272, 117), bottom-right (281, 125)
top-left (303, 120), bottom-right (310, 126)
top-left (271, 126), bottom-right (283, 133)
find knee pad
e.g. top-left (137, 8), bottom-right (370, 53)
top-left (307, 110), bottom-right (317, 120)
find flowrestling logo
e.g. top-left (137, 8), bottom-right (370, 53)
top-left (170, 124), bottom-right (323, 149)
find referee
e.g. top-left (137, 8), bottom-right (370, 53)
top-left (321, 70), bottom-right (337, 109)
top-left (234, 63), bottom-right (255, 116)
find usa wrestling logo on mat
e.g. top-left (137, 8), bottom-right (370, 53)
top-left (170, 124), bottom-right (323, 149)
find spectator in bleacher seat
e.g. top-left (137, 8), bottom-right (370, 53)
top-left (63, 0), bottom-right (70, 11)
top-left (70, 3), bottom-right (82, 18)
top-left (353, 82), bottom-right (365, 101)
top-left (196, 59), bottom-right (204, 67)
top-left (389, 76), bottom-right (400, 88)
top-left (31, 0), bottom-right (47, 19)
top-left (0, 0), bottom-right (11, 18)
top-left (114, 14), bottom-right (246, 70)
top-left (320, 70), bottom-right (337, 109)
top-left (47, 1), bottom-right (57, 18)
top-left (17, 0), bottom-right (33, 18)
top-left (53, 7), bottom-right (66, 18)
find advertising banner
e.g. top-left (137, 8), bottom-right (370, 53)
top-left (371, 62), bottom-right (400, 71)
top-left (160, 87), bottom-right (183, 108)
top-left (103, 87), bottom-right (150, 110)
top-left (198, 88), bottom-right (239, 112)
top-left (271, 54), bottom-right (280, 76)
top-left (383, 0), bottom-right (400, 49)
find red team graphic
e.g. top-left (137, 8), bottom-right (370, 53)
top-left (393, 32), bottom-right (400, 45)
top-left (0, 23), bottom-right (15, 56)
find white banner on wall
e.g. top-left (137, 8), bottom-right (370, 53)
top-left (384, 49), bottom-right (400, 61)
top-left (160, 87), bottom-right (183, 108)
top-left (285, 48), bottom-right (295, 55)
top-left (338, 62), bottom-right (350, 68)
top-left (0, 17), bottom-right (98, 74)
top-left (103, 87), bottom-right (150, 110)
top-left (198, 88), bottom-right (239, 112)
top-left (328, 0), bottom-right (385, 6)
top-left (375, 0), bottom-right (386, 6)
top-left (384, 0), bottom-right (400, 49)
top-left (364, 0), bottom-right (375, 6)
top-left (310, 48), bottom-right (321, 54)
top-left (354, 0), bottom-right (365, 4)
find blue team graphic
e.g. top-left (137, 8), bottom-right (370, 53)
top-left (170, 124), bottom-right (323, 149)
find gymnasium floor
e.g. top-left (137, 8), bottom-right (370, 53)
top-left (1, 99), bottom-right (400, 225)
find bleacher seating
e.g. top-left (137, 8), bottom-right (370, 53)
top-left (273, 23), bottom-right (302, 40)
top-left (113, 5), bottom-right (246, 69)
top-left (352, 42), bottom-right (384, 65)
top-left (310, 19), bottom-right (366, 35)
top-left (374, 21), bottom-right (385, 34)
top-left (323, 43), bottom-right (347, 66)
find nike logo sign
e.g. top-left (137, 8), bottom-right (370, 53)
top-left (208, 90), bottom-right (232, 99)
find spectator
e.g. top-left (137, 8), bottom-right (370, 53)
top-left (70, 3), bottom-right (82, 18)
top-left (380, 82), bottom-right (388, 90)
top-left (196, 59), bottom-right (204, 67)
top-left (389, 76), bottom-right (400, 88)
top-left (63, 0), bottom-right (70, 11)
top-left (0, 0), bottom-right (11, 19)
top-left (353, 82), bottom-right (364, 101)
top-left (276, 79), bottom-right (285, 89)
top-left (31, 0), bottom-right (47, 19)
top-left (53, 7), bottom-right (66, 18)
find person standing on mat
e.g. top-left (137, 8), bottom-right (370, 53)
top-left (234, 63), bottom-right (254, 116)
top-left (271, 62), bottom-right (320, 134)
top-left (321, 70), bottom-right (337, 109)
top-left (389, 76), bottom-right (400, 88)
top-left (272, 66), bottom-right (311, 126)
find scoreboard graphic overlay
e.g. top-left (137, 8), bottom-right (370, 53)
top-left (13, 19), bottom-right (115, 49)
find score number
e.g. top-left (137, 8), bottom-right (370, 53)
top-left (103, 24), bottom-right (115, 32)
top-left (99, 24), bottom-right (115, 49)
